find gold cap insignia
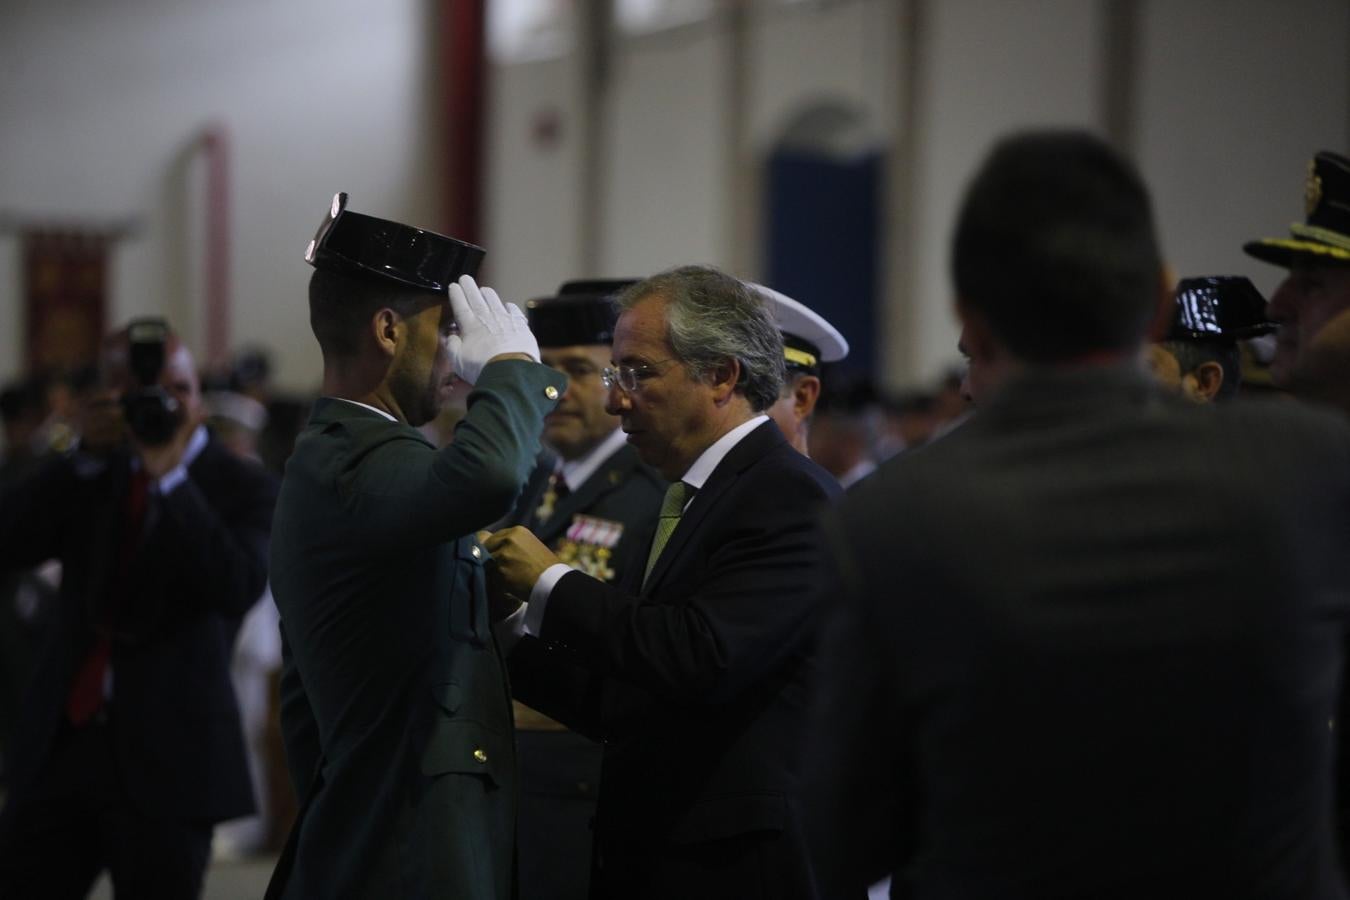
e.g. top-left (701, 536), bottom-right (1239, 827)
top-left (1306, 159), bottom-right (1323, 216)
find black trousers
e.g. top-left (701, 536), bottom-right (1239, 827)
top-left (0, 716), bottom-right (213, 900)
top-left (516, 728), bottom-right (604, 900)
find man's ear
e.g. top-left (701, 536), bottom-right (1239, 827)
top-left (708, 358), bottom-right (742, 405)
top-left (794, 374), bottom-right (821, 421)
top-left (1185, 360), bottom-right (1225, 402)
top-left (955, 298), bottom-right (994, 363)
top-left (1146, 264), bottom-right (1178, 343)
top-left (371, 308), bottom-right (403, 358)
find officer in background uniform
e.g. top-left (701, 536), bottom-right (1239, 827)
top-left (1244, 150), bottom-right (1350, 413)
top-left (1245, 151), bottom-right (1350, 869)
top-left (507, 280), bottom-right (665, 900)
top-left (1145, 275), bottom-right (1274, 402)
top-left (755, 284), bottom-right (849, 457)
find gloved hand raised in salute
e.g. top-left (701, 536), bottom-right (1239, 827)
top-left (447, 274), bottom-right (541, 384)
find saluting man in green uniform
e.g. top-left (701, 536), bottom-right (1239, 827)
top-left (264, 193), bottom-right (566, 900)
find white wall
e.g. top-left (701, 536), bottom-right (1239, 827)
top-left (904, 0), bottom-right (1105, 383)
top-left (1135, 0), bottom-right (1350, 298)
top-left (483, 0), bottom-right (904, 352)
top-left (746, 0), bottom-right (899, 155)
top-left (601, 27), bottom-right (731, 275)
top-left (748, 0), bottom-right (901, 362)
top-left (483, 0), bottom-right (1348, 389)
top-left (0, 0), bottom-right (443, 391)
top-left (483, 54), bottom-right (586, 304)
top-left (3, 0), bottom-right (1348, 394)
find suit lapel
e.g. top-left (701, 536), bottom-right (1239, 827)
top-left (641, 421), bottom-right (784, 595)
top-left (82, 457), bottom-right (128, 626)
top-left (514, 450), bottom-right (557, 531)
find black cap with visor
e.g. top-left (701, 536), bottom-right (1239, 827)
top-left (304, 192), bottom-right (484, 292)
top-left (1167, 276), bottom-right (1275, 345)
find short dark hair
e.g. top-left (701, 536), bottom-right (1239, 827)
top-left (1159, 340), bottom-right (1241, 400)
top-left (617, 265), bottom-right (785, 411)
top-left (952, 131), bottom-right (1162, 362)
top-left (308, 269), bottom-right (439, 359)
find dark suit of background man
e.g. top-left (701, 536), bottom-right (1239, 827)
top-left (806, 131), bottom-right (1350, 899)
top-left (1144, 275), bottom-right (1274, 402)
top-left (488, 265), bottom-right (840, 900)
top-left (265, 193), bottom-right (565, 900)
top-left (0, 321), bottom-right (278, 899)
top-left (507, 280), bottom-right (665, 900)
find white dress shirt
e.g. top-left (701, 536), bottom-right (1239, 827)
top-left (558, 426), bottom-right (628, 493)
top-left (328, 397), bottom-right (397, 422)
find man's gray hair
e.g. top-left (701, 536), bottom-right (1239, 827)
top-left (617, 265), bottom-right (785, 411)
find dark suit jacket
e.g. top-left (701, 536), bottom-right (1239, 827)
top-left (509, 420), bottom-right (840, 900)
top-left (807, 366), bottom-right (1350, 900)
top-left (0, 435), bottom-right (277, 829)
top-left (266, 360), bottom-right (565, 900)
top-left (511, 441), bottom-right (665, 585)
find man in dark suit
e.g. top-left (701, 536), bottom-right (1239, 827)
top-left (0, 321), bottom-right (277, 899)
top-left (487, 265), bottom-right (840, 900)
top-left (806, 131), bottom-right (1350, 899)
top-left (508, 280), bottom-right (665, 900)
top-left (265, 193), bottom-right (565, 900)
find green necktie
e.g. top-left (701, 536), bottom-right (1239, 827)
top-left (643, 481), bottom-right (693, 587)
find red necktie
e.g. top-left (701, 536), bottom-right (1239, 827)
top-left (66, 467), bottom-right (151, 725)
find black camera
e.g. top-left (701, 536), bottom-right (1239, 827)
top-left (121, 318), bottom-right (183, 446)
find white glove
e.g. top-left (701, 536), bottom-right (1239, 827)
top-left (446, 275), bottom-right (540, 385)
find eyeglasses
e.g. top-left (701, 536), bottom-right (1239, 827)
top-left (600, 359), bottom-right (675, 393)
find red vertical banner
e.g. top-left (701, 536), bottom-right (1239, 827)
top-left (23, 231), bottom-right (109, 374)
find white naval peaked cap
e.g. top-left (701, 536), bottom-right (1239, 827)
top-left (748, 282), bottom-right (849, 368)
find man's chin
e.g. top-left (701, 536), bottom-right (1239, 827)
top-left (625, 432), bottom-right (661, 468)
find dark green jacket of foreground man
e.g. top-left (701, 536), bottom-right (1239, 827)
top-left (267, 359), bottom-right (565, 900)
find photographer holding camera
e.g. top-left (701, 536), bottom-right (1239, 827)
top-left (0, 320), bottom-right (278, 899)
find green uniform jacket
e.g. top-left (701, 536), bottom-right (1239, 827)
top-left (266, 360), bottom-right (565, 900)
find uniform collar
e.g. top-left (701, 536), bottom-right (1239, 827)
top-left (324, 397), bottom-right (397, 422)
top-left (558, 426), bottom-right (628, 492)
